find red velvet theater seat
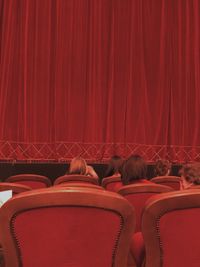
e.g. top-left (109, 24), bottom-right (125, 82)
top-left (142, 189), bottom-right (200, 267)
top-left (150, 175), bottom-right (181, 190)
top-left (102, 175), bottom-right (123, 192)
top-left (0, 182), bottom-right (31, 267)
top-left (5, 174), bottom-right (51, 189)
top-left (54, 174), bottom-right (99, 185)
top-left (118, 184), bottom-right (172, 232)
top-left (55, 181), bottom-right (103, 190)
top-left (0, 182), bottom-right (31, 195)
top-left (0, 187), bottom-right (136, 267)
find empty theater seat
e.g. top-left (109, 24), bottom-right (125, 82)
top-left (0, 187), bottom-right (136, 267)
top-left (0, 182), bottom-right (31, 195)
top-left (5, 174), bottom-right (51, 189)
top-left (142, 189), bottom-right (200, 267)
top-left (150, 176), bottom-right (181, 190)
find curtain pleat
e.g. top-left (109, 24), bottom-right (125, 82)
top-left (0, 0), bottom-right (199, 162)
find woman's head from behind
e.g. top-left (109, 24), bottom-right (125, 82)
top-left (105, 155), bottom-right (123, 177)
top-left (69, 157), bottom-right (87, 175)
top-left (121, 154), bottom-right (147, 185)
top-left (154, 159), bottom-right (171, 176)
top-left (180, 163), bottom-right (200, 189)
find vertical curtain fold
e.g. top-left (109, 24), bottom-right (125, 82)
top-left (0, 0), bottom-right (199, 162)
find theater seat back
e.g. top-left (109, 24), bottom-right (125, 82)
top-left (118, 184), bottom-right (172, 232)
top-left (6, 174), bottom-right (51, 189)
top-left (143, 189), bottom-right (200, 267)
top-left (55, 182), bottom-right (103, 190)
top-left (54, 174), bottom-right (99, 185)
top-left (151, 176), bottom-right (181, 190)
top-left (102, 176), bottom-right (123, 192)
top-left (0, 187), bottom-right (135, 267)
top-left (0, 182), bottom-right (31, 195)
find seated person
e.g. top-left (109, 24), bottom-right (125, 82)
top-left (86, 165), bottom-right (99, 179)
top-left (69, 157), bottom-right (87, 175)
top-left (180, 162), bottom-right (200, 189)
top-left (104, 155), bottom-right (123, 177)
top-left (154, 159), bottom-right (172, 176)
top-left (69, 157), bottom-right (98, 179)
top-left (121, 154), bottom-right (151, 185)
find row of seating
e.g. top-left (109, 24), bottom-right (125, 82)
top-left (102, 175), bottom-right (182, 191)
top-left (4, 174), bottom-right (99, 188)
top-left (3, 173), bottom-right (182, 190)
top-left (0, 178), bottom-right (174, 232)
top-left (0, 173), bottom-right (199, 267)
top-left (0, 183), bottom-right (199, 267)
top-left (0, 174), bottom-right (183, 236)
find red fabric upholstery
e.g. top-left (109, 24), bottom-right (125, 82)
top-left (118, 184), bottom-right (172, 232)
top-left (106, 181), bottom-right (123, 192)
top-left (159, 209), bottom-right (200, 267)
top-left (130, 180), bottom-right (152, 185)
top-left (11, 180), bottom-right (47, 189)
top-left (151, 176), bottom-right (181, 190)
top-left (102, 176), bottom-right (123, 192)
top-left (125, 193), bottom-right (155, 232)
top-left (142, 189), bottom-right (200, 267)
top-left (6, 174), bottom-right (51, 189)
top-left (0, 187), bottom-right (136, 267)
top-left (55, 182), bottom-right (103, 190)
top-left (155, 181), bottom-right (180, 190)
top-left (164, 182), bottom-right (180, 190)
top-left (13, 207), bottom-right (121, 267)
top-left (54, 175), bottom-right (99, 186)
top-left (130, 232), bottom-right (145, 267)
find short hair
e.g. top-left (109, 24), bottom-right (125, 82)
top-left (154, 159), bottom-right (171, 176)
top-left (121, 154), bottom-right (147, 185)
top-left (105, 155), bottom-right (123, 177)
top-left (180, 163), bottom-right (200, 185)
top-left (69, 157), bottom-right (87, 175)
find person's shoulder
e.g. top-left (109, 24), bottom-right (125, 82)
top-left (140, 179), bottom-right (152, 184)
top-left (86, 165), bottom-right (99, 179)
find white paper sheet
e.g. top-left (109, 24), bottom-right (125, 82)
top-left (0, 190), bottom-right (12, 207)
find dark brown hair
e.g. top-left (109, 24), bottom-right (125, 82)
top-left (105, 155), bottom-right (123, 177)
top-left (121, 154), bottom-right (147, 185)
top-left (154, 159), bottom-right (171, 176)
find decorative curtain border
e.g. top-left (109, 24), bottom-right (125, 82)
top-left (0, 141), bottom-right (199, 163)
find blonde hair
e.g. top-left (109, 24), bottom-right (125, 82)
top-left (69, 157), bottom-right (87, 175)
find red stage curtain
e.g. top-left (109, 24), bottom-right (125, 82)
top-left (0, 0), bottom-right (199, 162)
